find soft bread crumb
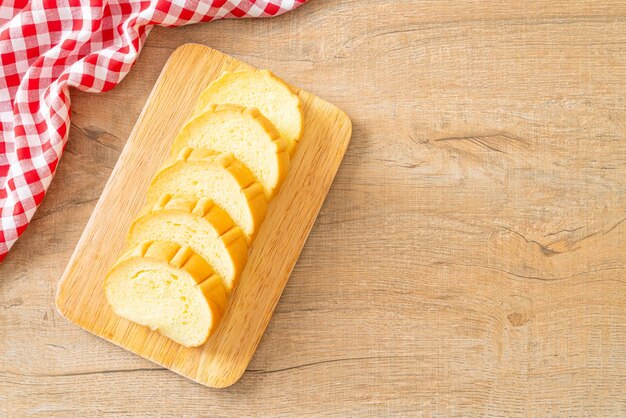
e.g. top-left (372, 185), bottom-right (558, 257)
top-left (172, 104), bottom-right (290, 199)
top-left (195, 70), bottom-right (303, 149)
top-left (128, 195), bottom-right (248, 292)
top-left (146, 149), bottom-right (267, 241)
top-left (105, 241), bottom-right (226, 347)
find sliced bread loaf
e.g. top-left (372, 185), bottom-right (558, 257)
top-left (105, 240), bottom-right (227, 347)
top-left (147, 147), bottom-right (267, 241)
top-left (128, 194), bottom-right (248, 292)
top-left (172, 104), bottom-right (290, 198)
top-left (194, 70), bottom-right (303, 151)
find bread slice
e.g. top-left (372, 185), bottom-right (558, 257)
top-left (194, 70), bottom-right (303, 152)
top-left (105, 241), bottom-right (227, 347)
top-left (128, 194), bottom-right (248, 292)
top-left (172, 104), bottom-right (290, 198)
top-left (147, 147), bottom-right (267, 241)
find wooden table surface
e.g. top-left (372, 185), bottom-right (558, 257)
top-left (1, 1), bottom-right (625, 416)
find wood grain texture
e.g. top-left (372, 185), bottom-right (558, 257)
top-left (54, 44), bottom-right (351, 388)
top-left (1, 0), bottom-right (626, 415)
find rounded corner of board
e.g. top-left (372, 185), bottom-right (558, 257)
top-left (206, 370), bottom-right (247, 389)
top-left (171, 43), bottom-right (220, 60)
top-left (338, 109), bottom-right (353, 137)
top-left (54, 289), bottom-right (71, 322)
top-left (327, 105), bottom-right (353, 149)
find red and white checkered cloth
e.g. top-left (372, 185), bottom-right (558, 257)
top-left (0, 0), bottom-right (306, 262)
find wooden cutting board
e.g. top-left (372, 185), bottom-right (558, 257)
top-left (55, 43), bottom-right (352, 388)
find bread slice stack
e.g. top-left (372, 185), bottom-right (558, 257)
top-left (105, 70), bottom-right (303, 347)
